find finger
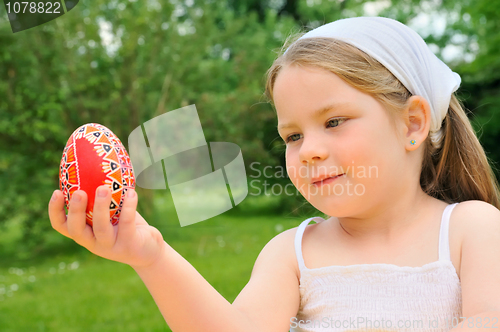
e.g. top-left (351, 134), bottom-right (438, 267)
top-left (117, 189), bottom-right (138, 243)
top-left (67, 190), bottom-right (96, 247)
top-left (92, 185), bottom-right (115, 247)
top-left (48, 190), bottom-right (70, 238)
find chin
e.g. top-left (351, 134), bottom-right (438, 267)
top-left (310, 200), bottom-right (348, 218)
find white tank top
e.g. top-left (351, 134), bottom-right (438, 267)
top-left (291, 203), bottom-right (462, 332)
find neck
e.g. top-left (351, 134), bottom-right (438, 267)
top-left (334, 187), bottom-right (436, 245)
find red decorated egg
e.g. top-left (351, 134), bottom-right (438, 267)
top-left (59, 123), bottom-right (136, 226)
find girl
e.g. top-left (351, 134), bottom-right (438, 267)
top-left (49, 16), bottom-right (500, 332)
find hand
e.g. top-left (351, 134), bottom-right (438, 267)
top-left (48, 185), bottom-right (166, 269)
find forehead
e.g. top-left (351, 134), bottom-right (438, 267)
top-left (273, 64), bottom-right (366, 120)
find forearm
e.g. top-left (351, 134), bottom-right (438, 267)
top-left (448, 311), bottom-right (500, 331)
top-left (133, 241), bottom-right (257, 332)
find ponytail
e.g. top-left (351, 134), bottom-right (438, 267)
top-left (421, 94), bottom-right (500, 209)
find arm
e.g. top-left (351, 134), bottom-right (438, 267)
top-left (49, 186), bottom-right (299, 332)
top-left (134, 228), bottom-right (301, 332)
top-left (133, 242), bottom-right (258, 332)
top-left (448, 201), bottom-right (500, 331)
top-left (232, 228), bottom-right (301, 332)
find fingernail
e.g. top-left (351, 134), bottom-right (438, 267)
top-left (51, 191), bottom-right (57, 201)
top-left (97, 187), bottom-right (108, 197)
top-left (73, 193), bottom-right (81, 202)
top-left (127, 189), bottom-right (136, 198)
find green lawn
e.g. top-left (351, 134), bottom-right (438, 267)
top-left (0, 193), bottom-right (309, 331)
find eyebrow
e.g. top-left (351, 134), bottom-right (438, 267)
top-left (277, 102), bottom-right (352, 131)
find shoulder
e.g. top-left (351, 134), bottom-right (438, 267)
top-left (451, 200), bottom-right (500, 255)
top-left (260, 226), bottom-right (298, 257)
top-left (453, 200), bottom-right (500, 245)
top-left (453, 200), bottom-right (500, 236)
top-left (261, 218), bottom-right (319, 255)
top-left (256, 222), bottom-right (313, 283)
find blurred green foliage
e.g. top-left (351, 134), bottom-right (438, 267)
top-left (0, 0), bottom-right (499, 258)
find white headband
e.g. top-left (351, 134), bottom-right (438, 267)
top-left (286, 16), bottom-right (461, 149)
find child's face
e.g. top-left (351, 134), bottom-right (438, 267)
top-left (274, 64), bottom-right (409, 217)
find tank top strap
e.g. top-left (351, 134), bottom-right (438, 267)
top-left (438, 203), bottom-right (460, 262)
top-left (294, 216), bottom-right (326, 271)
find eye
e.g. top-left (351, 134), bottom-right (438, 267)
top-left (285, 133), bottom-right (301, 143)
top-left (284, 118), bottom-right (347, 144)
top-left (327, 117), bottom-right (346, 128)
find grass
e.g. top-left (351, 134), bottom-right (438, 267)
top-left (0, 192), bottom-right (312, 331)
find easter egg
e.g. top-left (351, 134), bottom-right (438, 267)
top-left (59, 123), bottom-right (136, 226)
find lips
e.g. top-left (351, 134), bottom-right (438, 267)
top-left (311, 173), bottom-right (344, 185)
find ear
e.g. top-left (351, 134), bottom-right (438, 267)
top-left (401, 96), bottom-right (431, 151)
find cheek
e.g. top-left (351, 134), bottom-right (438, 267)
top-left (343, 131), bottom-right (398, 183)
top-left (285, 151), bottom-right (299, 181)
top-left (335, 130), bottom-right (384, 184)
top-left (285, 149), bottom-right (308, 188)
top-left (336, 133), bottom-right (371, 167)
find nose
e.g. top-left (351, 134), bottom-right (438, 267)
top-left (299, 133), bottom-right (329, 165)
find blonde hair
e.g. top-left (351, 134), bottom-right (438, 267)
top-left (265, 33), bottom-right (500, 209)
